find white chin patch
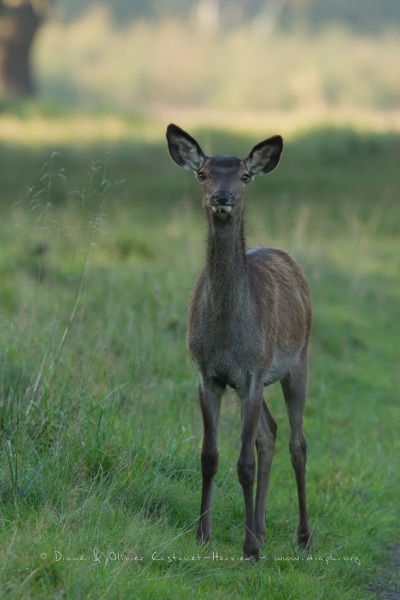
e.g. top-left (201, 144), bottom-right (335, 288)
top-left (211, 205), bottom-right (232, 214)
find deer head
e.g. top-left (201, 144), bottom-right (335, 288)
top-left (166, 124), bottom-right (283, 220)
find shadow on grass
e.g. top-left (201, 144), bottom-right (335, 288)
top-left (0, 124), bottom-right (399, 211)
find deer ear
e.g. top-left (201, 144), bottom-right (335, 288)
top-left (245, 135), bottom-right (283, 176)
top-left (166, 124), bottom-right (206, 172)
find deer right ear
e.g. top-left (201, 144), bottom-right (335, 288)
top-left (245, 135), bottom-right (283, 176)
top-left (166, 124), bottom-right (206, 172)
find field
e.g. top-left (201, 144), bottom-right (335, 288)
top-left (0, 106), bottom-right (399, 599)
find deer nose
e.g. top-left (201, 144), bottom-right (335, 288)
top-left (210, 191), bottom-right (235, 206)
top-left (209, 191), bottom-right (235, 215)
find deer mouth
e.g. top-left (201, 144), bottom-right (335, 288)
top-left (210, 205), bottom-right (233, 217)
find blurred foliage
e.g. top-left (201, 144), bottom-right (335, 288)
top-left (280, 0), bottom-right (400, 34)
top-left (58, 0), bottom-right (400, 34)
top-left (34, 13), bottom-right (400, 113)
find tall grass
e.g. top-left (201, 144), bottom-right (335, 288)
top-left (0, 117), bottom-right (399, 598)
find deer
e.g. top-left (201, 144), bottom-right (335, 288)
top-left (166, 124), bottom-right (312, 560)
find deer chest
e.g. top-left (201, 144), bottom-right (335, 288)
top-left (187, 310), bottom-right (263, 389)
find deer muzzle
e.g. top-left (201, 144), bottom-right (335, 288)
top-left (209, 192), bottom-right (235, 217)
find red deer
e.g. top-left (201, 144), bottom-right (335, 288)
top-left (166, 124), bottom-right (312, 560)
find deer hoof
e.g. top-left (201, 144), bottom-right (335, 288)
top-left (297, 527), bottom-right (313, 549)
top-left (243, 542), bottom-right (260, 561)
top-left (196, 528), bottom-right (211, 545)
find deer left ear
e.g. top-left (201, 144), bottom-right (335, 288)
top-left (166, 124), bottom-right (206, 172)
top-left (245, 135), bottom-right (283, 176)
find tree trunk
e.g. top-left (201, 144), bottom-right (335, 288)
top-left (0, 3), bottom-right (42, 97)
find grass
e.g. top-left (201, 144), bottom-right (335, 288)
top-left (0, 110), bottom-right (399, 599)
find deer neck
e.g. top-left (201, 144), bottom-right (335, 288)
top-left (205, 213), bottom-right (248, 316)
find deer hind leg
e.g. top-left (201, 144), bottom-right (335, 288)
top-left (254, 400), bottom-right (277, 543)
top-left (197, 377), bottom-right (222, 545)
top-left (280, 354), bottom-right (312, 548)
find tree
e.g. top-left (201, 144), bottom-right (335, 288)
top-left (0, 0), bottom-right (52, 97)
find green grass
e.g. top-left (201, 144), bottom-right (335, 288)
top-left (0, 113), bottom-right (399, 599)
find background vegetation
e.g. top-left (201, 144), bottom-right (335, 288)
top-left (35, 11), bottom-right (400, 115)
top-left (0, 2), bottom-right (399, 598)
top-left (59, 0), bottom-right (400, 33)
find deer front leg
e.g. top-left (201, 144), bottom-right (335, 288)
top-left (237, 376), bottom-right (264, 559)
top-left (197, 377), bottom-right (222, 544)
top-left (254, 401), bottom-right (277, 543)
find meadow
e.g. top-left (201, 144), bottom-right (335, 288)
top-left (0, 106), bottom-right (399, 599)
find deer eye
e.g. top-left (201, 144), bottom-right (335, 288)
top-left (241, 173), bottom-right (251, 183)
top-left (197, 171), bottom-right (207, 181)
